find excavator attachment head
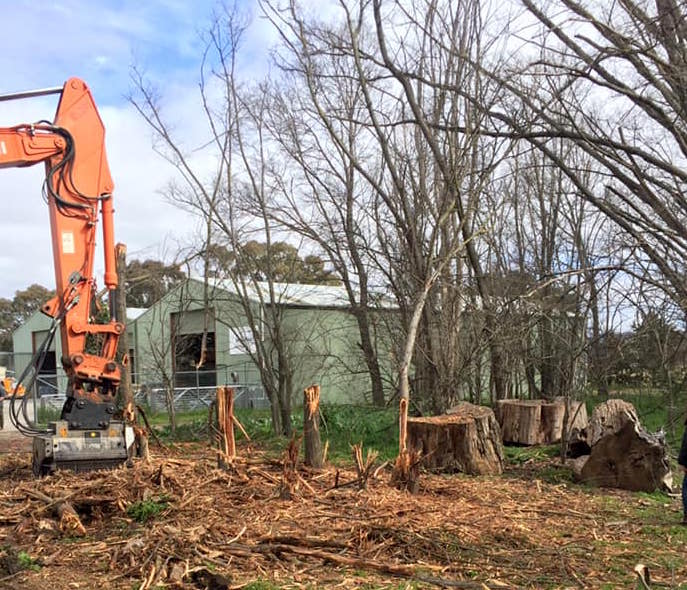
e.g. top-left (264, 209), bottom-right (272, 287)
top-left (32, 420), bottom-right (134, 476)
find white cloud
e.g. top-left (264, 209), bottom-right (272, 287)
top-left (0, 0), bottom-right (295, 299)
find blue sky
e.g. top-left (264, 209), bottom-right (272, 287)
top-left (0, 0), bottom-right (273, 299)
top-left (1, 1), bottom-right (222, 103)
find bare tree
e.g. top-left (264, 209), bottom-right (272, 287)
top-left (129, 4), bottom-right (302, 435)
top-left (256, 10), bottom-right (391, 407)
top-left (499, 0), bottom-right (687, 311)
top-left (258, 0), bottom-right (519, 412)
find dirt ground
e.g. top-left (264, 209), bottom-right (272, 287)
top-left (0, 437), bottom-right (685, 590)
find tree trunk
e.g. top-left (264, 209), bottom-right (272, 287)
top-left (407, 402), bottom-right (504, 475)
top-left (489, 337), bottom-right (509, 401)
top-left (352, 306), bottom-right (386, 407)
top-left (268, 386), bottom-right (282, 436)
top-left (164, 376), bottom-right (176, 435)
top-left (495, 399), bottom-right (588, 445)
top-left (303, 385), bottom-right (323, 468)
top-left (279, 370), bottom-right (293, 437)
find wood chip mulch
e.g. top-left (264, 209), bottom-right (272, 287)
top-left (0, 443), bottom-right (685, 589)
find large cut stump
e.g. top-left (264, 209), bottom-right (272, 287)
top-left (407, 402), bottom-right (504, 475)
top-left (495, 399), bottom-right (588, 445)
top-left (569, 398), bottom-right (642, 457)
top-left (586, 398), bottom-right (638, 447)
top-left (575, 399), bottom-right (672, 492)
top-left (580, 421), bottom-right (671, 491)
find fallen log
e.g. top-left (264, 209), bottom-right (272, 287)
top-left (408, 402), bottom-right (504, 475)
top-left (495, 398), bottom-right (588, 445)
top-left (25, 489), bottom-right (86, 536)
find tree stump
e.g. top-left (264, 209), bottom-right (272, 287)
top-left (392, 398), bottom-right (421, 492)
top-left (303, 385), bottom-right (323, 468)
top-left (575, 399), bottom-right (672, 492)
top-left (407, 402), bottom-right (504, 475)
top-left (580, 420), bottom-right (672, 492)
top-left (495, 399), bottom-right (588, 445)
top-left (586, 398), bottom-right (639, 447)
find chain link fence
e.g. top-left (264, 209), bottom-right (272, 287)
top-left (135, 379), bottom-right (269, 413)
top-left (4, 354), bottom-right (269, 415)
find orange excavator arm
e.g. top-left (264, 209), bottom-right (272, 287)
top-left (0, 78), bottom-right (132, 474)
top-left (0, 77), bottom-right (122, 385)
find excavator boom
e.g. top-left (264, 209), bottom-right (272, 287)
top-left (0, 78), bottom-right (132, 474)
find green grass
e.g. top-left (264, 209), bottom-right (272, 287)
top-left (126, 496), bottom-right (169, 523)
top-left (319, 405), bottom-right (397, 461)
top-left (16, 551), bottom-right (40, 572)
top-left (144, 404), bottom-right (398, 461)
top-left (504, 444), bottom-right (560, 464)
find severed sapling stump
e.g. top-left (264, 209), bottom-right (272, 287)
top-left (352, 443), bottom-right (379, 490)
top-left (280, 434), bottom-right (302, 500)
top-left (303, 385), bottom-right (323, 468)
top-left (215, 386), bottom-right (236, 468)
top-left (408, 402), bottom-right (504, 475)
top-left (495, 398), bottom-right (588, 445)
top-left (576, 399), bottom-right (672, 492)
top-left (391, 398), bottom-right (421, 493)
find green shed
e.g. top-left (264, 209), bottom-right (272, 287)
top-left (132, 277), bottom-right (394, 405)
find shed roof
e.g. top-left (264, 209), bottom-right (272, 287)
top-left (200, 277), bottom-right (394, 309)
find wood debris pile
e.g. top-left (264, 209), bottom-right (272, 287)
top-left (0, 443), bottom-right (685, 589)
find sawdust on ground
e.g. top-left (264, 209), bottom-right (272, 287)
top-left (0, 441), bottom-right (684, 589)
